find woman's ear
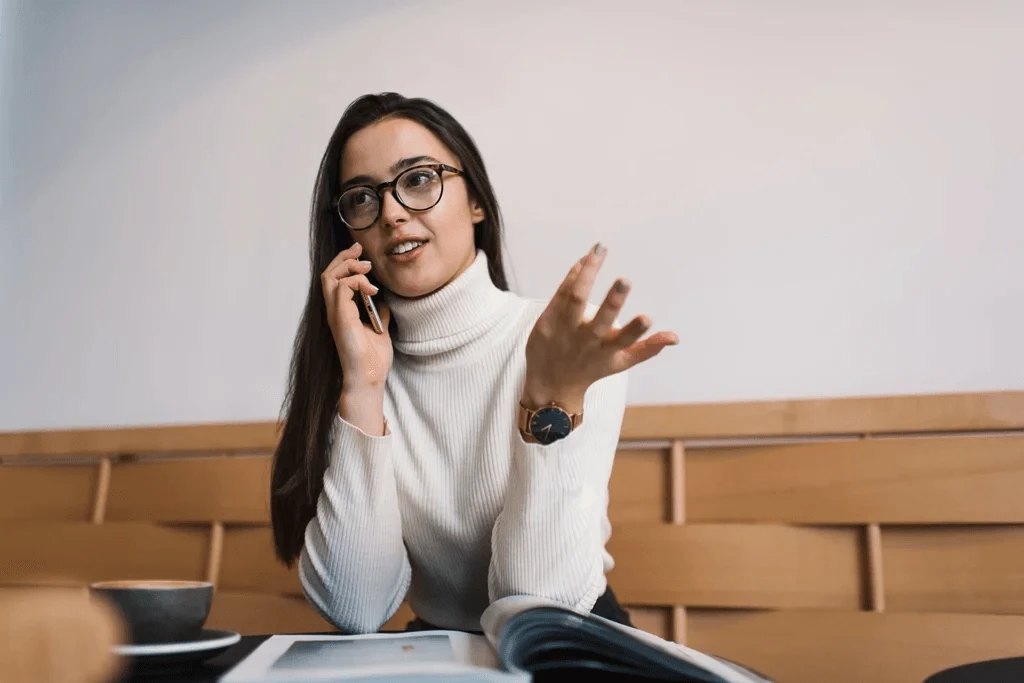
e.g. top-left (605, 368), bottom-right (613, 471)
top-left (469, 198), bottom-right (485, 225)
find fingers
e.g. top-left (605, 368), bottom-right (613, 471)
top-left (553, 258), bottom-right (584, 301)
top-left (620, 331), bottom-right (679, 368)
top-left (323, 241), bottom-right (371, 280)
top-left (334, 240), bottom-right (362, 263)
top-left (544, 244), bottom-right (679, 371)
top-left (565, 243), bottom-right (607, 316)
top-left (605, 313), bottom-right (651, 349)
top-left (324, 255), bottom-right (372, 281)
top-left (337, 273), bottom-right (379, 299)
top-left (325, 241), bottom-right (363, 277)
top-left (321, 263), bottom-right (371, 308)
top-left (325, 273), bottom-right (379, 325)
top-left (589, 278), bottom-right (631, 336)
top-left (321, 242), bottom-right (372, 307)
top-left (539, 256), bottom-right (584, 325)
top-left (549, 244), bottom-right (606, 324)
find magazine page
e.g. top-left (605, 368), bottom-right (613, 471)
top-left (593, 614), bottom-right (770, 682)
top-left (219, 630), bottom-right (528, 682)
top-left (481, 596), bottom-right (767, 683)
top-left (480, 595), bottom-right (568, 647)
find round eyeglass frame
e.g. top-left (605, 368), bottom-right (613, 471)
top-left (334, 163), bottom-right (464, 231)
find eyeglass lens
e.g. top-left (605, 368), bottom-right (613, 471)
top-left (338, 167), bottom-right (444, 230)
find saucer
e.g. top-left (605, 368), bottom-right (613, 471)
top-left (115, 628), bottom-right (241, 670)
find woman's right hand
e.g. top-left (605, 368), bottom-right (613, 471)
top-left (321, 242), bottom-right (393, 392)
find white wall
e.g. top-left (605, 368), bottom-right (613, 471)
top-left (2, 0), bottom-right (1022, 431)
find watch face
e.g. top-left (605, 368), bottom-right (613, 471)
top-left (529, 406), bottom-right (573, 445)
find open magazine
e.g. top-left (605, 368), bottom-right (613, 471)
top-left (220, 596), bottom-right (772, 682)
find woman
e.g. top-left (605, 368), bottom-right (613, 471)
top-left (270, 92), bottom-right (677, 635)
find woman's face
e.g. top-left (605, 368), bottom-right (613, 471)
top-left (339, 117), bottom-right (484, 299)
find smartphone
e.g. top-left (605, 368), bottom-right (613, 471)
top-left (359, 290), bottom-right (384, 335)
top-left (335, 229), bottom-right (385, 335)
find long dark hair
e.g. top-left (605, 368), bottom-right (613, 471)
top-left (270, 93), bottom-right (509, 565)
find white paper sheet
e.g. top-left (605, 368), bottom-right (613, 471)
top-left (219, 631), bottom-right (528, 683)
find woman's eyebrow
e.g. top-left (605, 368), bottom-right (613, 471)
top-left (340, 155), bottom-right (442, 190)
top-left (390, 155), bottom-right (440, 174)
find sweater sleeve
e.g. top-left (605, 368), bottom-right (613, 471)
top-left (488, 367), bottom-right (628, 612)
top-left (298, 415), bottom-right (411, 634)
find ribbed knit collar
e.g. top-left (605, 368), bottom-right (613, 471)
top-left (388, 250), bottom-right (514, 358)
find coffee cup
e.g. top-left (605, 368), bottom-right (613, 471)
top-left (89, 580), bottom-right (213, 645)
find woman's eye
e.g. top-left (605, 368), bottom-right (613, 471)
top-left (349, 190), bottom-right (375, 207)
top-left (405, 171), bottom-right (433, 187)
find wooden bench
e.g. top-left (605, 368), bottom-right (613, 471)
top-left (2, 390), bottom-right (1023, 682)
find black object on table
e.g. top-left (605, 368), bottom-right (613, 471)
top-left (124, 635), bottom-right (268, 683)
top-left (925, 657), bottom-right (1024, 683)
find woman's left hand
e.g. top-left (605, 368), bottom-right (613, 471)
top-left (522, 243), bottom-right (679, 413)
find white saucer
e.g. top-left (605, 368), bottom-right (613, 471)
top-left (115, 628), bottom-right (241, 657)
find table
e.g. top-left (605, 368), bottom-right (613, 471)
top-left (125, 635), bottom-right (269, 683)
top-left (925, 657), bottom-right (1024, 683)
top-left (122, 635), bottom-right (1024, 683)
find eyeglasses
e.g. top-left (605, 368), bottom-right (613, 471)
top-left (334, 163), bottom-right (464, 231)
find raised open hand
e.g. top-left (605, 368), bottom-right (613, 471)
top-left (523, 244), bottom-right (678, 411)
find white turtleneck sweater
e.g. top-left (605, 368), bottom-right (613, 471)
top-left (298, 250), bottom-right (628, 634)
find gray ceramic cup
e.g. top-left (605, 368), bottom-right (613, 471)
top-left (89, 580), bottom-right (214, 644)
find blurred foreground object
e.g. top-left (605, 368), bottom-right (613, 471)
top-left (0, 587), bottom-right (125, 683)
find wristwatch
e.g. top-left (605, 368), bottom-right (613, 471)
top-left (518, 401), bottom-right (583, 445)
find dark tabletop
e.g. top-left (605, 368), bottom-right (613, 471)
top-left (124, 635), bottom-right (270, 683)
top-left (121, 634), bottom-right (1024, 683)
top-left (925, 657), bottom-right (1024, 683)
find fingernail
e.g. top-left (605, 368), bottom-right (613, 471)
top-left (592, 242), bottom-right (603, 255)
top-left (615, 279), bottom-right (630, 293)
top-left (368, 284), bottom-right (379, 293)
top-left (359, 260), bottom-right (372, 267)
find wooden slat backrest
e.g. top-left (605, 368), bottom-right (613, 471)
top-left (604, 390), bottom-right (1024, 682)
top-left (618, 390), bottom-right (1024, 439)
top-left (686, 610), bottom-right (1024, 683)
top-left (219, 527), bottom-right (299, 596)
top-left (684, 434), bottom-right (1024, 523)
top-left (3, 390), bottom-right (1020, 459)
top-left (605, 435), bottom-right (1024, 615)
top-left (205, 592), bottom-right (414, 636)
top-left (105, 456), bottom-right (271, 523)
top-left (205, 591), bottom-right (335, 636)
top-left (882, 525), bottom-right (1024, 614)
top-left (606, 523), bottom-right (863, 609)
top-left (607, 448), bottom-right (670, 523)
top-left (2, 390), bottom-right (1024, 683)
top-left (0, 521), bottom-right (209, 585)
top-left (0, 464), bottom-right (98, 521)
top-left (0, 422), bottom-right (280, 458)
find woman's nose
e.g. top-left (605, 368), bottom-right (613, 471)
top-left (378, 189), bottom-right (410, 228)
